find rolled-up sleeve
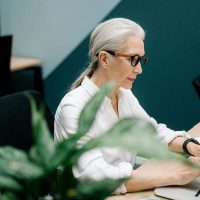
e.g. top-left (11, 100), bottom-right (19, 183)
top-left (73, 149), bottom-right (132, 194)
top-left (128, 91), bottom-right (187, 144)
top-left (149, 117), bottom-right (187, 143)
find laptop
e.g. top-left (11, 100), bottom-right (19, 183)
top-left (154, 178), bottom-right (200, 200)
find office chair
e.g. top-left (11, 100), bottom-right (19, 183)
top-left (0, 35), bottom-right (13, 96)
top-left (0, 90), bottom-right (54, 151)
top-left (192, 75), bottom-right (200, 98)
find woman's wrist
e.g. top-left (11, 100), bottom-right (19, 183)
top-left (125, 170), bottom-right (152, 192)
top-left (125, 169), bottom-right (163, 192)
top-left (187, 142), bottom-right (200, 156)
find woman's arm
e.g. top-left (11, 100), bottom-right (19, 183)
top-left (127, 92), bottom-right (200, 155)
top-left (125, 159), bottom-right (200, 192)
top-left (127, 91), bottom-right (188, 144)
top-left (169, 135), bottom-right (200, 156)
top-left (169, 123), bottom-right (200, 156)
top-left (168, 136), bottom-right (185, 153)
top-left (73, 149), bottom-right (132, 194)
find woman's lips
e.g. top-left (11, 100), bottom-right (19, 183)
top-left (127, 77), bottom-right (135, 82)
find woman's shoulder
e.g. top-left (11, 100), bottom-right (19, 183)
top-left (59, 86), bottom-right (91, 108)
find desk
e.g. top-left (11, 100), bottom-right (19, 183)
top-left (10, 56), bottom-right (42, 72)
top-left (188, 122), bottom-right (200, 137)
top-left (10, 56), bottom-right (43, 94)
top-left (106, 190), bottom-right (165, 200)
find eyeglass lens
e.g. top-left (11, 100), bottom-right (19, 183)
top-left (131, 55), bottom-right (147, 67)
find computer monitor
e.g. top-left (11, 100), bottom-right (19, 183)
top-left (192, 75), bottom-right (200, 98)
top-left (0, 9), bottom-right (1, 36)
top-left (0, 35), bottom-right (13, 96)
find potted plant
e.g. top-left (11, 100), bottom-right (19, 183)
top-left (0, 82), bottom-right (187, 200)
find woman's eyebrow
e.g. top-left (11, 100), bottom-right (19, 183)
top-left (130, 53), bottom-right (146, 57)
top-left (127, 50), bottom-right (145, 56)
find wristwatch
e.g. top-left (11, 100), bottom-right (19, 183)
top-left (182, 138), bottom-right (200, 156)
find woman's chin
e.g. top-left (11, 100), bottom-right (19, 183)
top-left (121, 84), bottom-right (132, 90)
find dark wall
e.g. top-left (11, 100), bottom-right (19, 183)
top-left (45, 0), bottom-right (200, 130)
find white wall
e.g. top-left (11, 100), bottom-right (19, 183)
top-left (1, 0), bottom-right (121, 77)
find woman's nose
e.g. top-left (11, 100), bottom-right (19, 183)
top-left (133, 62), bottom-right (142, 74)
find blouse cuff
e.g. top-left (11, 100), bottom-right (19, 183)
top-left (114, 183), bottom-right (128, 194)
top-left (113, 162), bottom-right (132, 194)
top-left (166, 130), bottom-right (188, 144)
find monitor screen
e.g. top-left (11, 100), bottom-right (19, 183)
top-left (192, 75), bottom-right (200, 98)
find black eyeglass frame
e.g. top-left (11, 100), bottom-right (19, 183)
top-left (96, 50), bottom-right (148, 67)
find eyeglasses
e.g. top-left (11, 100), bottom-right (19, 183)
top-left (99, 50), bottom-right (148, 67)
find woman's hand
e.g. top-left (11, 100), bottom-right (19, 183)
top-left (125, 159), bottom-right (200, 193)
top-left (188, 155), bottom-right (200, 165)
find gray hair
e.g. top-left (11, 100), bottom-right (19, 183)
top-left (70, 18), bottom-right (145, 90)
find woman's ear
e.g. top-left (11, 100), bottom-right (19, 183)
top-left (98, 51), bottom-right (109, 69)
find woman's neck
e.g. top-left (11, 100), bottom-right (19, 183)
top-left (90, 72), bottom-right (107, 88)
top-left (90, 72), bottom-right (119, 100)
top-left (90, 76), bottom-right (119, 116)
top-left (90, 72), bottom-right (119, 117)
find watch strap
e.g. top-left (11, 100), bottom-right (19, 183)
top-left (182, 138), bottom-right (199, 156)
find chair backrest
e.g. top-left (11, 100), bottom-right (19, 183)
top-left (0, 90), bottom-right (54, 151)
top-left (192, 75), bottom-right (200, 98)
top-left (0, 35), bottom-right (13, 96)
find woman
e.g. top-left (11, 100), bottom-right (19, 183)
top-left (54, 18), bottom-right (200, 194)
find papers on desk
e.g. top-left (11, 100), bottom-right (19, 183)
top-left (154, 177), bottom-right (200, 200)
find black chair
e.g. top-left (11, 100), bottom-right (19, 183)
top-left (0, 35), bottom-right (13, 96)
top-left (192, 75), bottom-right (200, 98)
top-left (0, 90), bottom-right (54, 151)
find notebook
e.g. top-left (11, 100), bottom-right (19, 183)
top-left (154, 178), bottom-right (200, 200)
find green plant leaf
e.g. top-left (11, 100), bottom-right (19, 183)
top-left (54, 166), bottom-right (78, 200)
top-left (0, 158), bottom-right (44, 180)
top-left (0, 192), bottom-right (19, 200)
top-left (76, 178), bottom-right (126, 200)
top-left (0, 175), bottom-right (23, 191)
top-left (25, 93), bottom-right (55, 167)
top-left (0, 146), bottom-right (28, 161)
top-left (77, 117), bottom-right (183, 162)
top-left (48, 137), bottom-right (78, 171)
top-left (76, 81), bottom-right (115, 137)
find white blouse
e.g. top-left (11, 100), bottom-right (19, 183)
top-left (54, 76), bottom-right (187, 194)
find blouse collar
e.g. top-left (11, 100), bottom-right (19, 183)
top-left (81, 76), bottom-right (126, 112)
top-left (81, 76), bottom-right (99, 97)
top-left (81, 76), bottom-right (110, 112)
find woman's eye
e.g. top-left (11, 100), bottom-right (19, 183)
top-left (132, 56), bottom-right (138, 61)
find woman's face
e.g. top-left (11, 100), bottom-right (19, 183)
top-left (106, 36), bottom-right (145, 90)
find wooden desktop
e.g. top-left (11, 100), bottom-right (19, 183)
top-left (10, 56), bottom-right (42, 71)
top-left (107, 190), bottom-right (165, 200)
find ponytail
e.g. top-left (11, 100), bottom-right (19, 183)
top-left (69, 62), bottom-right (98, 91)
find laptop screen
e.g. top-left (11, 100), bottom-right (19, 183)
top-left (154, 178), bottom-right (200, 200)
